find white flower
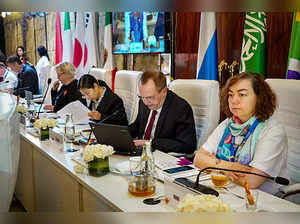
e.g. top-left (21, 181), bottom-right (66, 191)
top-left (34, 118), bottom-right (57, 129)
top-left (177, 194), bottom-right (231, 212)
top-left (83, 144), bottom-right (114, 162)
top-left (17, 104), bottom-right (28, 113)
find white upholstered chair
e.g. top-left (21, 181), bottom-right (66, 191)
top-left (114, 70), bottom-right (143, 124)
top-left (169, 79), bottom-right (220, 150)
top-left (266, 79), bottom-right (300, 203)
top-left (89, 68), bottom-right (112, 89)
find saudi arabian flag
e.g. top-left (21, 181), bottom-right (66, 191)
top-left (287, 12), bottom-right (300, 80)
top-left (240, 12), bottom-right (266, 77)
top-left (62, 12), bottom-right (73, 62)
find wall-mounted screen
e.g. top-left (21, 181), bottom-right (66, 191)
top-left (112, 12), bottom-right (169, 54)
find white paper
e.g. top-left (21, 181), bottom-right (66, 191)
top-left (57, 101), bottom-right (90, 124)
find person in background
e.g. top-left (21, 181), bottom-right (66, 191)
top-left (6, 56), bottom-right (39, 97)
top-left (16, 46), bottom-right (30, 65)
top-left (43, 62), bottom-right (86, 113)
top-left (35, 45), bottom-right (51, 94)
top-left (78, 74), bottom-right (128, 126)
top-left (193, 72), bottom-right (289, 195)
top-left (129, 71), bottom-right (196, 154)
top-left (0, 51), bottom-right (18, 90)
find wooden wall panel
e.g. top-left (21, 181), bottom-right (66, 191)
top-left (266, 12), bottom-right (293, 78)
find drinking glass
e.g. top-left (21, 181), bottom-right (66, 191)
top-left (244, 189), bottom-right (259, 211)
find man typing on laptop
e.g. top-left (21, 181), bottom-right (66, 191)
top-left (128, 71), bottom-right (197, 155)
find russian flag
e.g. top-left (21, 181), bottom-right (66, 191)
top-left (196, 12), bottom-right (218, 80)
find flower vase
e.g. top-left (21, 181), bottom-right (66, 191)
top-left (39, 127), bottom-right (49, 141)
top-left (88, 157), bottom-right (109, 177)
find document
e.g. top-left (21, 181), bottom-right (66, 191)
top-left (57, 101), bottom-right (90, 124)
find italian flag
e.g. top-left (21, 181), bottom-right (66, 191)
top-left (103, 12), bottom-right (117, 92)
top-left (62, 12), bottom-right (73, 63)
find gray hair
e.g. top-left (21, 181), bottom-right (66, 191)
top-left (55, 61), bottom-right (76, 78)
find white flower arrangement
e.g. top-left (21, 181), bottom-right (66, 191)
top-left (83, 144), bottom-right (115, 162)
top-left (17, 104), bottom-right (28, 113)
top-left (34, 118), bottom-right (57, 129)
top-left (177, 194), bottom-right (231, 212)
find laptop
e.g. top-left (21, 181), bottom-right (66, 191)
top-left (89, 122), bottom-right (142, 156)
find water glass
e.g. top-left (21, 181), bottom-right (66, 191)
top-left (244, 189), bottom-right (259, 211)
top-left (129, 156), bottom-right (141, 176)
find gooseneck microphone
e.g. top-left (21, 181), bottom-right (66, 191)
top-left (87, 110), bottom-right (121, 143)
top-left (37, 78), bottom-right (52, 119)
top-left (194, 167), bottom-right (290, 188)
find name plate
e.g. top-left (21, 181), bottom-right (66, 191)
top-left (49, 127), bottom-right (64, 145)
top-left (20, 114), bottom-right (26, 126)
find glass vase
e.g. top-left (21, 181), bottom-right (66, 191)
top-left (88, 157), bottom-right (109, 177)
top-left (39, 127), bottom-right (49, 141)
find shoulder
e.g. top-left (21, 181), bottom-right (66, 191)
top-left (166, 90), bottom-right (191, 109)
top-left (260, 115), bottom-right (286, 137)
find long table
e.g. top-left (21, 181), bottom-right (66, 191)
top-left (15, 127), bottom-right (300, 212)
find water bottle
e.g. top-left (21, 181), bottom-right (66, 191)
top-left (64, 113), bottom-right (75, 151)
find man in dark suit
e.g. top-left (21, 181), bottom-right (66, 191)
top-left (6, 56), bottom-right (39, 98)
top-left (43, 62), bottom-right (86, 112)
top-left (129, 71), bottom-right (196, 154)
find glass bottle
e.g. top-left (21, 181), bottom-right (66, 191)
top-left (128, 141), bottom-right (156, 197)
top-left (64, 113), bottom-right (75, 151)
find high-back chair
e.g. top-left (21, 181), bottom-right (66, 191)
top-left (114, 70), bottom-right (143, 124)
top-left (89, 68), bottom-right (112, 89)
top-left (169, 79), bottom-right (220, 150)
top-left (266, 79), bottom-right (300, 203)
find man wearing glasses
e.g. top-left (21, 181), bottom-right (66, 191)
top-left (129, 71), bottom-right (196, 154)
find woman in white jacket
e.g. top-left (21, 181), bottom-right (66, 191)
top-left (35, 45), bottom-right (51, 94)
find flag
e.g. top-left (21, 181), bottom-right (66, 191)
top-left (196, 12), bottom-right (218, 80)
top-left (286, 12), bottom-right (300, 80)
top-left (62, 12), bottom-right (73, 63)
top-left (103, 12), bottom-right (117, 91)
top-left (240, 12), bottom-right (266, 77)
top-left (55, 12), bottom-right (63, 64)
top-left (84, 12), bottom-right (99, 73)
top-left (73, 12), bottom-right (85, 77)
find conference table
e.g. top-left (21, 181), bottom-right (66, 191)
top-left (15, 123), bottom-right (300, 212)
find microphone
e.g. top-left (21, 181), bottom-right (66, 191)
top-left (194, 167), bottom-right (290, 188)
top-left (37, 78), bottom-right (52, 119)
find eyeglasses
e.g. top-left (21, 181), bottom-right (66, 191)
top-left (137, 95), bottom-right (156, 102)
top-left (57, 71), bottom-right (65, 77)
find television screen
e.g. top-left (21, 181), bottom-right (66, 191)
top-left (112, 12), bottom-right (167, 54)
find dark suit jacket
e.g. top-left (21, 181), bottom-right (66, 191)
top-left (89, 80), bottom-right (128, 126)
top-left (51, 79), bottom-right (86, 112)
top-left (129, 90), bottom-right (196, 154)
top-left (14, 64), bottom-right (39, 98)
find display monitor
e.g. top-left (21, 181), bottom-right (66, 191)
top-left (112, 12), bottom-right (170, 54)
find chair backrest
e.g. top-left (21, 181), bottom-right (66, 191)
top-left (89, 68), bottom-right (112, 88)
top-left (169, 79), bottom-right (220, 149)
top-left (266, 79), bottom-right (300, 183)
top-left (114, 70), bottom-right (143, 124)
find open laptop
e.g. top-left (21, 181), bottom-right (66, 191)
top-left (89, 122), bottom-right (142, 156)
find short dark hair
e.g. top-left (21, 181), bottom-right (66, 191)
top-left (78, 74), bottom-right (98, 89)
top-left (221, 72), bottom-right (277, 122)
top-left (140, 71), bottom-right (166, 92)
top-left (37, 45), bottom-right (49, 60)
top-left (6, 56), bottom-right (22, 65)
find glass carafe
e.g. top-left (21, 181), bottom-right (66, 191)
top-left (128, 141), bottom-right (156, 197)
